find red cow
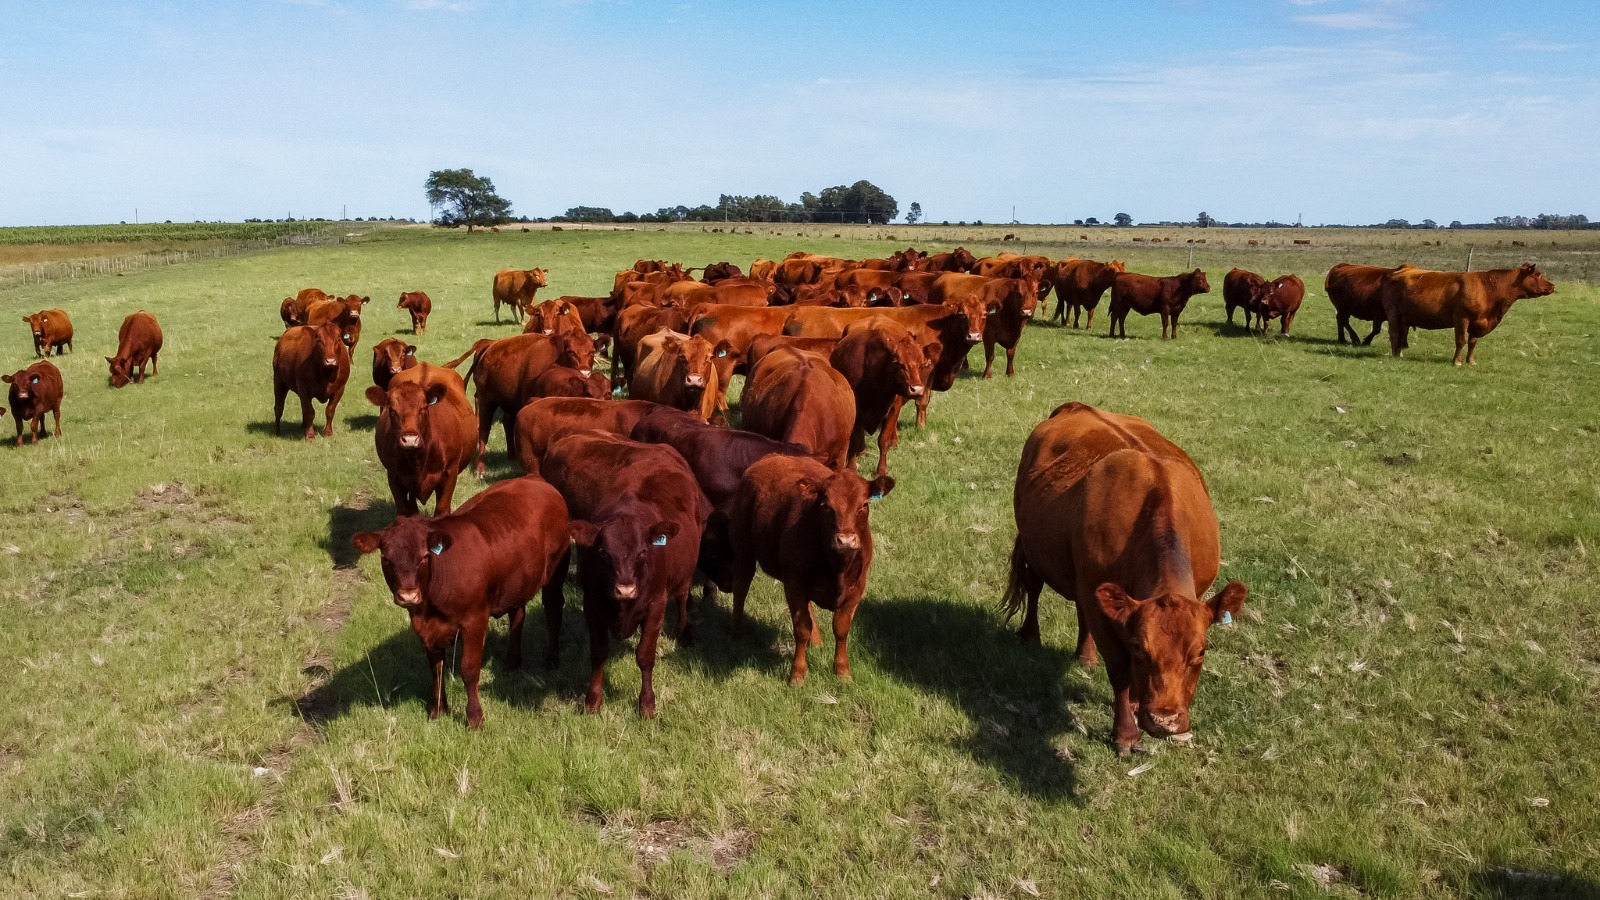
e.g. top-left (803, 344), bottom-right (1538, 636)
top-left (3, 360), bottom-right (64, 446)
top-left (305, 294), bottom-right (368, 349)
top-left (1222, 268), bottom-right (1267, 329)
top-left (1002, 402), bottom-right (1248, 754)
top-left (367, 363), bottom-right (477, 516)
top-left (106, 311), bottom-right (163, 387)
top-left (492, 268), bottom-right (548, 324)
top-left (550, 295), bottom-right (621, 357)
top-left (631, 331), bottom-right (729, 423)
top-left (1381, 263), bottom-right (1555, 364)
top-left (542, 432), bottom-right (710, 717)
top-left (272, 323), bottom-right (351, 440)
top-left (700, 261), bottom-right (744, 283)
top-left (831, 320), bottom-right (937, 478)
top-left (524, 298), bottom-right (588, 339)
top-left (916, 247), bottom-right (977, 272)
top-left (1046, 258), bottom-right (1125, 328)
top-left (612, 305), bottom-right (690, 389)
top-left (1325, 263), bottom-right (1397, 345)
top-left (397, 291), bottom-right (432, 336)
top-left (445, 331), bottom-right (596, 470)
top-left (23, 309), bottom-right (73, 357)
top-left (729, 455), bottom-right (894, 684)
top-left (531, 365), bottom-right (610, 400)
top-left (1252, 274), bottom-right (1306, 335)
top-left (515, 397), bottom-right (661, 475)
top-left (663, 278), bottom-right (773, 309)
top-left (1108, 270), bottom-right (1211, 339)
top-left (686, 305), bottom-right (792, 377)
top-left (745, 334), bottom-right (841, 371)
top-left (740, 347), bottom-right (855, 470)
top-left (976, 276), bottom-right (1041, 378)
top-left (352, 476), bottom-right (570, 729)
top-left (370, 338), bottom-right (418, 389)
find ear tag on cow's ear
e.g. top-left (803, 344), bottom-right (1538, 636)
top-left (1220, 610), bottom-right (1233, 625)
top-left (428, 396), bottom-right (438, 405)
top-left (652, 534), bottom-right (668, 546)
top-left (430, 542), bottom-right (444, 556)
top-left (869, 492), bottom-right (883, 501)
top-left (31, 376), bottom-right (40, 384)
top-left (716, 348), bottom-right (727, 357)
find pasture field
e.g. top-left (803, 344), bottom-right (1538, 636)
top-left (1, 226), bottom-right (1597, 899)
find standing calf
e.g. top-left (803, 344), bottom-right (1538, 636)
top-left (106, 311), bottom-right (163, 387)
top-left (3, 360), bottom-right (64, 446)
top-left (397, 291), bottom-right (432, 336)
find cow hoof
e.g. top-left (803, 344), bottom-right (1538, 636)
top-left (834, 669), bottom-right (852, 682)
top-left (788, 672), bottom-right (808, 686)
top-left (1114, 741), bottom-right (1137, 758)
top-left (466, 715), bottom-right (484, 730)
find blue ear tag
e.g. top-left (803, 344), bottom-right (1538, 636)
top-left (869, 493), bottom-right (883, 501)
top-left (1220, 610), bottom-right (1233, 625)
top-left (430, 542), bottom-right (444, 556)
top-left (651, 534), bottom-right (668, 546)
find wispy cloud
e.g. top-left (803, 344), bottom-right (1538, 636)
top-left (1509, 38), bottom-right (1578, 52)
top-left (401, 0), bottom-right (482, 11)
top-left (1296, 10), bottom-right (1409, 30)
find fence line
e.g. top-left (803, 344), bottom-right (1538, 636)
top-left (0, 232), bottom-right (347, 291)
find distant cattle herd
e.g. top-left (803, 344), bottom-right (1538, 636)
top-left (9, 245), bottom-right (1556, 753)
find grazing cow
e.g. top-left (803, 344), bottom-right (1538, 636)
top-left (729, 455), bottom-right (894, 684)
top-left (831, 321), bottom-right (937, 478)
top-left (976, 276), bottom-right (1041, 378)
top-left (631, 331), bottom-right (729, 423)
top-left (3, 360), bottom-right (64, 446)
top-left (492, 267), bottom-right (548, 324)
top-left (1108, 270), bottom-right (1211, 339)
top-left (106, 311), bottom-right (163, 387)
top-left (23, 309), bottom-right (73, 356)
top-left (748, 258), bottom-right (778, 281)
top-left (446, 331), bottom-right (596, 469)
top-left (745, 334), bottom-right (842, 371)
top-left (352, 476), bottom-right (570, 729)
top-left (1252, 274), bottom-right (1306, 335)
top-left (397, 291), bottom-right (432, 335)
top-left (305, 294), bottom-right (368, 349)
top-left (1002, 402), bottom-right (1247, 754)
top-left (542, 432), bottom-right (710, 717)
top-left (515, 397), bottom-right (660, 475)
top-left (1325, 263), bottom-right (1398, 345)
top-left (1381, 263), bottom-right (1555, 364)
top-left (612, 305), bottom-right (690, 389)
top-left (530, 365), bottom-right (610, 400)
top-left (524, 298), bottom-right (588, 340)
top-left (367, 363), bottom-right (476, 516)
top-left (370, 338), bottom-right (418, 389)
top-left (740, 347), bottom-right (855, 470)
top-left (272, 323), bottom-right (352, 440)
top-left (1222, 268), bottom-right (1268, 329)
top-left (1046, 258), bottom-right (1124, 328)
top-left (834, 268), bottom-right (912, 306)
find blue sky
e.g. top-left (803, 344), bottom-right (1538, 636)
top-left (2, 0), bottom-right (1596, 227)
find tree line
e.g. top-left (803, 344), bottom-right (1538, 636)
top-left (554, 181), bottom-right (904, 226)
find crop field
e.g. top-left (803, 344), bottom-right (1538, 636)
top-left (1, 225), bottom-right (1597, 898)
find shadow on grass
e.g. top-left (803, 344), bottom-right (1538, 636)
top-left (854, 596), bottom-right (1085, 799)
top-left (323, 497), bottom-right (397, 569)
top-left (1469, 867), bottom-right (1600, 899)
top-left (345, 413), bottom-right (378, 432)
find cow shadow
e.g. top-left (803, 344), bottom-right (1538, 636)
top-left (324, 498), bottom-right (398, 569)
top-left (474, 319), bottom-right (516, 328)
top-left (244, 420), bottom-right (328, 441)
top-left (345, 413), bottom-right (378, 432)
top-left (854, 596), bottom-right (1085, 799)
top-left (1469, 867), bottom-right (1600, 899)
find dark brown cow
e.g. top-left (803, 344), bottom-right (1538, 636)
top-left (22, 309), bottom-right (73, 356)
top-left (976, 276), bottom-right (1041, 378)
top-left (553, 295), bottom-right (621, 356)
top-left (370, 338), bottom-right (418, 389)
top-left (1002, 402), bottom-right (1247, 754)
top-left (612, 305), bottom-right (690, 388)
top-left (492, 267), bottom-right (548, 324)
top-left (1222, 268), bottom-right (1268, 329)
top-left (730, 455), bottom-right (894, 684)
top-left (272, 323), bottom-right (352, 440)
top-left (530, 365), bottom-right (611, 400)
top-left (1252, 274), bottom-right (1306, 335)
top-left (352, 476), bottom-right (570, 729)
top-left (279, 297), bottom-right (301, 327)
top-left (831, 320), bottom-right (936, 478)
top-left (4, 360), bottom-right (63, 446)
top-left (916, 246), bottom-right (978, 273)
top-left (1381, 263), bottom-right (1555, 364)
top-left (367, 363), bottom-right (476, 516)
top-left (1325, 263), bottom-right (1397, 345)
top-left (398, 291), bottom-right (432, 336)
top-left (1046, 258), bottom-right (1124, 328)
top-left (745, 334), bottom-right (842, 371)
top-left (542, 431), bottom-right (710, 717)
top-left (106, 311), bottom-right (163, 387)
top-left (447, 331), bottom-right (596, 470)
top-left (700, 261), bottom-right (744, 283)
top-left (305, 294), bottom-right (368, 349)
top-left (1108, 270), bottom-right (1211, 339)
top-left (740, 347), bottom-right (855, 470)
top-left (631, 331), bottom-right (729, 423)
top-left (515, 398), bottom-right (661, 475)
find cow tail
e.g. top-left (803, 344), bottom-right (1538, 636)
top-left (442, 338), bottom-right (495, 372)
top-left (1000, 538), bottom-right (1032, 621)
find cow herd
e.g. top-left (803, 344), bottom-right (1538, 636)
top-left (6, 306), bottom-right (162, 446)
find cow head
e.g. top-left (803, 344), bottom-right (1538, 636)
top-left (353, 518), bottom-right (451, 610)
top-left (796, 470), bottom-right (894, 559)
top-left (366, 380), bottom-right (446, 451)
top-left (880, 326), bottom-right (936, 399)
top-left (23, 313), bottom-right (46, 340)
top-left (569, 515), bottom-right (679, 638)
top-left (371, 339), bottom-right (418, 383)
top-left (106, 354), bottom-right (133, 388)
top-left (527, 299), bottom-right (577, 336)
top-left (2, 368), bottom-right (40, 403)
top-left (312, 324), bottom-right (348, 371)
top-left (662, 334), bottom-right (717, 393)
top-left (530, 268), bottom-right (549, 288)
top-left (552, 332), bottom-right (597, 379)
top-left (1516, 263), bottom-right (1556, 298)
top-left (1012, 276), bottom-right (1042, 318)
top-left (945, 290), bottom-right (993, 344)
top-left (951, 247), bottom-right (977, 271)
top-left (1094, 580), bottom-right (1248, 740)
top-left (1187, 269), bottom-right (1211, 296)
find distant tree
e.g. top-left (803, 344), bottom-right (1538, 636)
top-left (560, 206), bottom-right (615, 223)
top-left (1383, 218), bottom-right (1410, 229)
top-left (1073, 219), bottom-right (1084, 226)
top-left (1450, 220), bottom-right (1463, 229)
top-left (1085, 217), bottom-right (1100, 225)
top-left (1421, 219), bottom-right (1437, 229)
top-left (818, 180), bottom-right (898, 224)
top-left (1114, 213), bottom-right (1133, 227)
top-left (906, 202), bottom-right (923, 225)
top-left (425, 168), bottom-right (513, 232)
top-left (1196, 211), bottom-right (1214, 228)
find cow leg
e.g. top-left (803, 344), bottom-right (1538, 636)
top-left (1015, 562), bottom-right (1043, 644)
top-left (1452, 320), bottom-right (1468, 366)
top-left (427, 645), bottom-right (450, 719)
top-left (299, 394), bottom-right (317, 441)
top-left (12, 414), bottom-right (21, 447)
top-left (1282, 311), bottom-right (1295, 335)
top-left (914, 392), bottom-right (930, 428)
top-left (1004, 344), bottom-right (1017, 377)
top-left (875, 421), bottom-right (893, 479)
top-left (504, 605), bottom-right (525, 670)
top-left (583, 606), bottom-right (609, 713)
top-left (1051, 297), bottom-right (1065, 324)
top-left (30, 415), bottom-right (41, 445)
top-left (388, 471), bottom-right (418, 518)
top-left (1170, 312), bottom-right (1180, 338)
top-left (500, 410), bottom-right (517, 462)
top-left (474, 402), bottom-right (494, 477)
top-left (273, 381), bottom-right (287, 436)
top-left (1387, 312), bottom-right (1406, 357)
top-left (831, 598), bottom-right (859, 681)
top-left (676, 581), bottom-right (695, 647)
top-left (434, 470), bottom-right (460, 516)
top-left (323, 388), bottom-right (342, 439)
top-left (635, 602), bottom-right (665, 718)
top-left (847, 425), bottom-right (867, 472)
top-left (1074, 602), bottom-right (1099, 668)
top-left (885, 397), bottom-right (903, 450)
top-left (1159, 312), bottom-right (1171, 340)
top-left (982, 340), bottom-right (996, 379)
top-left (1362, 320), bottom-right (1383, 346)
top-left (1109, 665), bottom-right (1141, 756)
top-left (787, 593), bottom-right (814, 686)
top-left (1336, 313), bottom-right (1351, 344)
top-left (461, 617), bottom-right (488, 729)
top-left (1083, 306), bottom-right (1095, 331)
top-left (730, 545), bottom-right (757, 639)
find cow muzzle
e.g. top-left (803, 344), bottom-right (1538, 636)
top-left (966, 331), bottom-right (982, 342)
top-left (1141, 709), bottom-right (1190, 737)
top-left (323, 357), bottom-right (338, 367)
top-left (541, 327), bottom-right (554, 335)
top-left (908, 384), bottom-right (925, 397)
top-left (389, 365), bottom-right (403, 374)
top-left (614, 582), bottom-right (639, 601)
top-left (685, 374), bottom-right (706, 388)
top-left (832, 533), bottom-right (861, 552)
top-left (394, 588), bottom-right (422, 608)
top-left (399, 433), bottom-right (421, 449)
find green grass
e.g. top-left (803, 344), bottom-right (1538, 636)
top-left (1, 226), bottom-right (1597, 898)
top-left (0, 221), bottom-right (342, 246)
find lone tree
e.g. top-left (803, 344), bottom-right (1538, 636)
top-left (905, 202), bottom-right (923, 225)
top-left (425, 168), bottom-right (513, 232)
top-left (1114, 212), bottom-right (1133, 227)
top-left (1196, 211), bottom-right (1215, 228)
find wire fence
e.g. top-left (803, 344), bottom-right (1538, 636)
top-left (0, 232), bottom-right (348, 291)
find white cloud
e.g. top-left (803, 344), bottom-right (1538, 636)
top-left (1296, 11), bottom-right (1408, 30)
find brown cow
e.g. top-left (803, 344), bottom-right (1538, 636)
top-left (367, 363), bottom-right (476, 516)
top-left (687, 305), bottom-right (792, 375)
top-left (370, 338), bottom-right (418, 390)
top-left (524, 298), bottom-right (588, 340)
top-left (831, 321), bottom-right (936, 478)
top-left (1252, 274), bottom-right (1306, 335)
top-left (740, 347), bottom-right (855, 470)
top-left (917, 246), bottom-right (978, 273)
top-left (447, 331), bottom-right (596, 470)
top-left (492, 267), bottom-right (548, 324)
top-left (834, 268), bottom-right (912, 306)
top-left (1046, 258), bottom-right (1124, 328)
top-left (1002, 402), bottom-right (1248, 754)
top-left (612, 305), bottom-right (690, 388)
top-left (552, 294), bottom-right (621, 356)
top-left (729, 455), bottom-right (894, 684)
top-left (745, 334), bottom-right (842, 371)
top-left (663, 277), bottom-right (772, 310)
top-left (1222, 268), bottom-right (1267, 329)
top-left (279, 289), bottom-right (330, 326)
top-left (542, 432), bottom-right (710, 717)
top-left (976, 276), bottom-right (1041, 378)
top-left (4, 360), bottom-right (64, 446)
top-left (748, 258), bottom-right (778, 281)
top-left (305, 294), bottom-right (368, 349)
top-left (106, 311), bottom-right (163, 387)
top-left (530, 365), bottom-right (611, 400)
top-left (700, 261), bottom-right (744, 283)
top-left (515, 397), bottom-right (660, 475)
top-left (928, 273), bottom-right (1018, 343)
top-left (22, 309), bottom-right (73, 356)
top-left (272, 323), bottom-right (351, 440)
top-left (1325, 263), bottom-right (1397, 345)
top-left (1108, 270), bottom-right (1211, 339)
top-left (352, 476), bottom-right (570, 729)
top-left (892, 270), bottom-right (940, 305)
top-left (397, 291), bottom-right (432, 335)
top-left (631, 331), bottom-right (729, 423)
top-left (1381, 263), bottom-right (1555, 364)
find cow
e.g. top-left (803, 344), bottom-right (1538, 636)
top-left (305, 294), bottom-right (368, 349)
top-left (352, 476), bottom-right (570, 729)
top-left (530, 365), bottom-right (610, 400)
top-left (976, 276), bottom-right (1041, 378)
top-left (541, 431), bottom-right (710, 717)
top-left (745, 334), bottom-right (842, 371)
top-left (630, 330), bottom-right (729, 423)
top-left (272, 323), bottom-right (352, 441)
top-left (748, 258), bottom-right (778, 281)
top-left (612, 305), bottom-right (690, 389)
top-left (834, 268), bottom-right (912, 306)
top-left (106, 311), bottom-right (163, 388)
top-left (367, 363), bottom-right (476, 516)
top-left (552, 295), bottom-right (621, 356)
top-left (492, 267), bottom-right (548, 324)
top-left (1108, 270), bottom-right (1211, 339)
top-left (398, 291), bottom-right (432, 336)
top-left (891, 270), bottom-right (941, 305)
top-left (700, 261), bottom-right (744, 283)
top-left (917, 247), bottom-right (978, 273)
top-left (370, 338), bottom-right (418, 390)
top-left (831, 320), bottom-right (936, 478)
top-left (1325, 263), bottom-right (1398, 345)
top-left (739, 346), bottom-right (855, 471)
top-left (1222, 268), bottom-right (1268, 329)
top-left (1252, 274), bottom-right (1306, 335)
top-left (523, 298), bottom-right (588, 340)
top-left (3, 360), bottom-right (63, 446)
top-left (279, 289), bottom-right (331, 327)
top-left (445, 331), bottom-right (596, 470)
top-left (1046, 258), bottom-right (1125, 328)
top-left (1380, 263), bottom-right (1555, 364)
top-left (1002, 402), bottom-right (1248, 755)
top-left (686, 305), bottom-right (791, 376)
top-left (515, 397), bottom-right (661, 475)
top-left (928, 273), bottom-right (1026, 343)
top-left (662, 277), bottom-right (772, 310)
top-left (22, 309), bottom-right (73, 357)
top-left (729, 455), bottom-right (894, 684)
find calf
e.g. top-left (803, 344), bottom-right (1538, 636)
top-left (1046, 258), bottom-right (1124, 328)
top-left (542, 432), bottom-right (710, 717)
top-left (370, 338), bottom-right (418, 389)
top-left (106, 310), bottom-right (163, 387)
top-left (1252, 274), bottom-right (1306, 335)
top-left (976, 276), bottom-right (1040, 378)
top-left (631, 331), bottom-right (729, 423)
top-left (23, 309), bottom-right (73, 356)
top-left (492, 268), bottom-right (548, 324)
top-left (1325, 263), bottom-right (1397, 345)
top-left (730, 455), bottom-right (894, 684)
top-left (367, 363), bottom-right (476, 515)
top-left (1222, 268), bottom-right (1267, 330)
top-left (3, 360), bottom-right (64, 446)
top-left (515, 397), bottom-right (661, 475)
top-left (740, 347), bottom-right (855, 470)
top-left (397, 291), bottom-right (432, 336)
top-left (446, 331), bottom-right (596, 471)
top-left (352, 476), bottom-right (570, 729)
top-left (272, 322), bottom-right (352, 440)
top-left (1108, 269), bottom-right (1211, 339)
top-left (831, 321), bottom-right (937, 478)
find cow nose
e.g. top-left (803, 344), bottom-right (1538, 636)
top-left (395, 588), bottom-right (421, 607)
top-left (966, 331), bottom-right (982, 342)
top-left (1143, 710), bottom-right (1190, 737)
top-left (399, 433), bottom-right (421, 448)
top-left (390, 365), bottom-right (402, 374)
top-left (578, 369), bottom-right (592, 379)
top-left (542, 328), bottom-right (553, 335)
top-left (614, 582), bottom-right (638, 600)
top-left (686, 374), bottom-right (705, 387)
top-left (833, 533), bottom-right (861, 551)
top-left (324, 358), bottom-right (337, 366)
top-left (909, 384), bottom-right (924, 396)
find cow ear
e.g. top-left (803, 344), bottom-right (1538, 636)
top-left (922, 340), bottom-right (943, 363)
top-left (425, 383), bottom-right (448, 406)
top-left (661, 336), bottom-right (682, 353)
top-left (1094, 583), bottom-right (1140, 625)
top-left (867, 475), bottom-right (895, 501)
top-left (405, 345), bottom-right (417, 356)
top-left (569, 520), bottom-right (600, 548)
top-left (365, 386), bottom-right (388, 408)
top-left (361, 296), bottom-right (371, 304)
top-left (1208, 580), bottom-right (1248, 626)
top-left (105, 356), bottom-right (117, 365)
top-left (714, 340), bottom-right (733, 359)
top-left (0, 375), bottom-right (11, 384)
top-left (649, 521), bottom-right (680, 546)
top-left (352, 531), bottom-right (381, 554)
top-left (427, 531), bottom-right (452, 556)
